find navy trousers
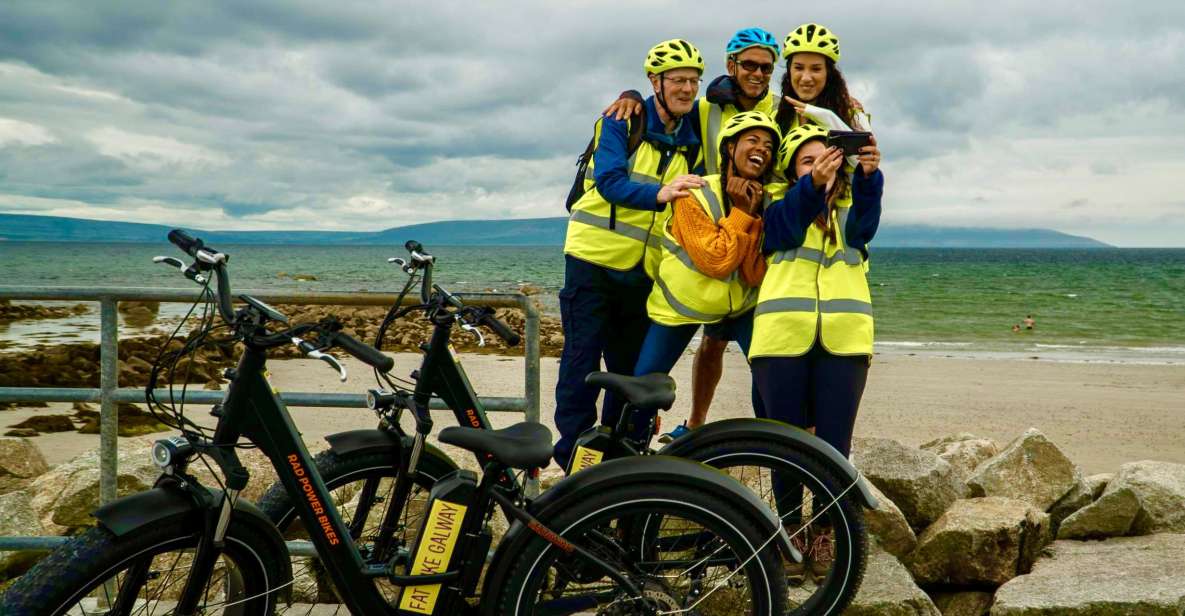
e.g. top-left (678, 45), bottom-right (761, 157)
top-left (751, 344), bottom-right (869, 523)
top-left (553, 255), bottom-right (652, 466)
top-left (629, 311), bottom-right (762, 440)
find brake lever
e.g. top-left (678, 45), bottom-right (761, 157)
top-left (460, 322), bottom-right (486, 347)
top-left (387, 257), bottom-right (414, 274)
top-left (290, 337), bottom-right (347, 382)
top-left (153, 256), bottom-right (207, 284)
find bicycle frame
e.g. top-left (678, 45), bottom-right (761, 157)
top-left (212, 344), bottom-right (398, 614)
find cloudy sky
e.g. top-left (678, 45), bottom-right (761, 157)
top-left (1, 1), bottom-right (1182, 246)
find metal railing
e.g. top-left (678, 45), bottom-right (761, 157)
top-left (0, 286), bottom-right (541, 553)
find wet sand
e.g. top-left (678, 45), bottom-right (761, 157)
top-left (5, 349), bottom-right (1183, 475)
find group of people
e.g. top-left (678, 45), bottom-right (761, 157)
top-left (554, 25), bottom-right (884, 483)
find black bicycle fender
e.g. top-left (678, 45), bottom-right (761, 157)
top-left (324, 429), bottom-right (458, 473)
top-left (96, 486), bottom-right (283, 541)
top-left (489, 456), bottom-right (795, 580)
top-left (93, 485), bottom-right (197, 536)
top-left (657, 417), bottom-right (878, 509)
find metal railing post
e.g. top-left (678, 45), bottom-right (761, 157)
top-left (99, 297), bottom-right (118, 505)
top-left (520, 296), bottom-right (542, 497)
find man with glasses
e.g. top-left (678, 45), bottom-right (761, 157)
top-left (555, 39), bottom-right (706, 467)
top-left (605, 28), bottom-right (781, 442)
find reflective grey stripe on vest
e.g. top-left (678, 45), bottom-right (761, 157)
top-left (701, 184), bottom-right (725, 221)
top-left (769, 246), bottom-right (861, 267)
top-left (820, 299), bottom-right (874, 316)
top-left (584, 150), bottom-right (659, 184)
top-left (569, 209), bottom-right (651, 243)
top-left (753, 297), bottom-right (872, 317)
top-left (705, 104), bottom-right (723, 175)
top-left (655, 276), bottom-right (723, 322)
top-left (662, 237), bottom-right (698, 271)
top-left (768, 207), bottom-right (863, 267)
top-left (754, 297), bottom-right (817, 316)
top-left (662, 184), bottom-right (731, 278)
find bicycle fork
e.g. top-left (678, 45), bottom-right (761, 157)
top-left (174, 466), bottom-right (249, 615)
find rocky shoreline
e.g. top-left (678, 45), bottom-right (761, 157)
top-left (2, 427), bottom-right (1184, 612)
top-left (0, 300), bottom-right (565, 434)
top-left (0, 300), bottom-right (89, 322)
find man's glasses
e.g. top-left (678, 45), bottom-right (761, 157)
top-left (663, 76), bottom-right (702, 89)
top-left (732, 57), bottom-right (775, 75)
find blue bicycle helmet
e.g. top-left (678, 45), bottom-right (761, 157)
top-left (725, 27), bottom-right (780, 60)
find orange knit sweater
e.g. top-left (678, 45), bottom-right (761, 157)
top-left (669, 195), bottom-right (766, 288)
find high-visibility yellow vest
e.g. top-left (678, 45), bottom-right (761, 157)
top-left (564, 117), bottom-right (695, 279)
top-left (698, 92), bottom-right (777, 176)
top-left (748, 188), bottom-right (874, 358)
top-left (647, 176), bottom-right (776, 326)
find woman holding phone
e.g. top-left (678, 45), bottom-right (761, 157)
top-left (750, 123), bottom-right (882, 576)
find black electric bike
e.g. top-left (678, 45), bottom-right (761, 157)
top-left (0, 231), bottom-right (790, 615)
top-left (257, 242), bottom-right (877, 615)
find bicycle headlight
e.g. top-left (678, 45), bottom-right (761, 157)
top-left (366, 388), bottom-right (396, 411)
top-left (152, 436), bottom-right (193, 469)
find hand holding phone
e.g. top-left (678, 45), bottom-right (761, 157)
top-left (826, 130), bottom-right (873, 156)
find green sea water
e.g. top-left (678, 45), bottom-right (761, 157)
top-left (2, 242), bottom-right (1183, 361)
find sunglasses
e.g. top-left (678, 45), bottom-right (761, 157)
top-left (732, 58), bottom-right (775, 74)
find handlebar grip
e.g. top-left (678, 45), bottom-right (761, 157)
top-left (168, 229), bottom-right (202, 257)
top-left (331, 332), bottom-right (395, 373)
top-left (479, 312), bottom-right (521, 347)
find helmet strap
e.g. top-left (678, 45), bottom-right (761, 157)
top-left (655, 75), bottom-right (679, 127)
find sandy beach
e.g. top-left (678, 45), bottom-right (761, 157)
top-left (5, 348), bottom-right (1183, 475)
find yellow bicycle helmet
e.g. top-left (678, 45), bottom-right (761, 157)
top-left (644, 39), bottom-right (705, 75)
top-left (778, 123), bottom-right (829, 173)
top-left (782, 23), bottom-right (840, 63)
top-left (717, 111), bottom-right (781, 170)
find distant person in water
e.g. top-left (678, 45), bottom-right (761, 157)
top-left (1024, 315), bottom-right (1035, 330)
top-left (1012, 324), bottom-right (1021, 333)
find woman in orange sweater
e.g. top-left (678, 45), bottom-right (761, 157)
top-left (621, 112), bottom-right (781, 440)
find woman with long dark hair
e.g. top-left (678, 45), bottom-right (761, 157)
top-left (773, 23), bottom-right (869, 136)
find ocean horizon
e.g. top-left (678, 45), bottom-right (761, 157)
top-left (3, 242), bottom-right (1183, 363)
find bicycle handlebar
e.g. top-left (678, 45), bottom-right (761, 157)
top-left (167, 229), bottom-right (235, 322)
top-left (329, 331), bottom-right (396, 373)
top-left (475, 308), bottom-right (521, 347)
top-left (167, 229), bottom-right (202, 257)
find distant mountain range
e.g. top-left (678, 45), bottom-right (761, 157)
top-left (0, 212), bottom-right (1112, 248)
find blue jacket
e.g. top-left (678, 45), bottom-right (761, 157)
top-left (592, 96), bottom-right (703, 212)
top-left (763, 166), bottom-right (883, 255)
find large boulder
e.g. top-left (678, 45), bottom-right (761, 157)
top-left (851, 437), bottom-right (964, 529)
top-left (0, 437), bottom-right (50, 483)
top-left (1056, 487), bottom-right (1140, 540)
top-left (906, 497), bottom-right (1051, 586)
top-left (27, 442), bottom-right (160, 530)
top-left (991, 534), bottom-right (1185, 615)
top-left (966, 428), bottom-right (1079, 512)
top-left (1083, 473), bottom-right (1111, 500)
top-left (864, 480), bottom-right (918, 558)
top-left (1046, 475), bottom-right (1093, 531)
top-left (845, 543), bottom-right (941, 616)
top-left (919, 433), bottom-right (999, 482)
top-left (931, 591), bottom-right (994, 616)
top-left (1106, 460), bottom-right (1185, 534)
top-left (0, 490), bottom-right (44, 579)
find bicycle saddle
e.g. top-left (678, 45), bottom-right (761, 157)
top-left (585, 372), bottom-right (676, 411)
top-left (438, 422), bottom-right (554, 470)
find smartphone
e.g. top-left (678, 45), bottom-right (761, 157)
top-left (826, 130), bottom-right (873, 156)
